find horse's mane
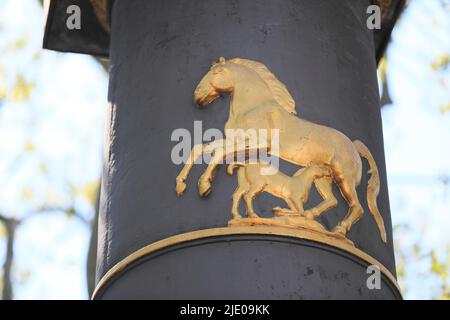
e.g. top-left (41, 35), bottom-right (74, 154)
top-left (228, 58), bottom-right (297, 115)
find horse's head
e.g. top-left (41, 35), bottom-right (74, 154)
top-left (194, 57), bottom-right (297, 115)
top-left (194, 57), bottom-right (234, 107)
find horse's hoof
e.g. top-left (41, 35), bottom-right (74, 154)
top-left (272, 206), bottom-right (283, 215)
top-left (332, 225), bottom-right (347, 235)
top-left (176, 180), bottom-right (187, 196)
top-left (198, 180), bottom-right (212, 197)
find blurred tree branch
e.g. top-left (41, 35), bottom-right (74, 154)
top-left (87, 187), bottom-right (100, 297)
top-left (0, 214), bottom-right (18, 300)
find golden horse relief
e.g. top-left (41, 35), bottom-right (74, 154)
top-left (175, 57), bottom-right (387, 244)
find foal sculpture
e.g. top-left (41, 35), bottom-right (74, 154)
top-left (227, 162), bottom-right (331, 221)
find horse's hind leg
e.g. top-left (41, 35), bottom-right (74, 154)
top-left (332, 178), bottom-right (364, 235)
top-left (304, 177), bottom-right (337, 220)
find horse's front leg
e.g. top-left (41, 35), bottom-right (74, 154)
top-left (197, 145), bottom-right (226, 197)
top-left (176, 139), bottom-right (224, 196)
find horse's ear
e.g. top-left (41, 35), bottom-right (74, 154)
top-left (219, 57), bottom-right (226, 64)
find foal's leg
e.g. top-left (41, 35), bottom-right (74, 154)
top-left (243, 184), bottom-right (265, 218)
top-left (274, 198), bottom-right (301, 216)
top-left (198, 142), bottom-right (268, 197)
top-left (230, 169), bottom-right (249, 220)
top-left (286, 198), bottom-right (301, 213)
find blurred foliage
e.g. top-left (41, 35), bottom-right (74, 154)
top-left (6, 34), bottom-right (29, 51)
top-left (11, 74), bottom-right (36, 103)
top-left (0, 6), bottom-right (102, 299)
top-left (440, 102), bottom-right (450, 114)
top-left (431, 250), bottom-right (450, 299)
top-left (0, 222), bottom-right (5, 239)
top-left (74, 181), bottom-right (100, 207)
top-left (0, 35), bottom-right (36, 105)
top-left (431, 54), bottom-right (450, 72)
top-left (431, 54), bottom-right (450, 114)
top-left (0, 65), bottom-right (6, 100)
top-left (379, 57), bottom-right (393, 107)
top-left (394, 226), bottom-right (450, 299)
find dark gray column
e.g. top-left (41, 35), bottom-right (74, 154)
top-left (95, 0), bottom-right (400, 299)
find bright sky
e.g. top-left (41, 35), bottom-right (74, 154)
top-left (0, 0), bottom-right (448, 299)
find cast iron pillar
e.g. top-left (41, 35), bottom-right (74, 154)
top-left (44, 0), bottom-right (405, 299)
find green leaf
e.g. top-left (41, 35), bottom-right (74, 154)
top-left (430, 251), bottom-right (448, 280)
top-left (0, 222), bottom-right (6, 238)
top-left (439, 102), bottom-right (450, 114)
top-left (20, 186), bottom-right (34, 201)
top-left (431, 54), bottom-right (450, 72)
top-left (6, 34), bottom-right (29, 51)
top-left (75, 180), bottom-right (100, 205)
top-left (11, 73), bottom-right (36, 102)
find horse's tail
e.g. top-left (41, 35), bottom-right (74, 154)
top-left (227, 162), bottom-right (245, 176)
top-left (353, 140), bottom-right (387, 243)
